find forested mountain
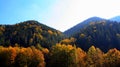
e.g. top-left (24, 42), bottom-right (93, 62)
top-left (64, 17), bottom-right (105, 37)
top-left (0, 20), bottom-right (64, 48)
top-left (1, 19), bottom-right (120, 67)
top-left (70, 21), bottom-right (120, 52)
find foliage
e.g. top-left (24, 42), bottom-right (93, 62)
top-left (47, 44), bottom-right (86, 67)
top-left (47, 44), bottom-right (76, 67)
top-left (1, 20), bottom-right (120, 67)
top-left (0, 20), bottom-right (64, 49)
top-left (72, 21), bottom-right (120, 52)
top-left (60, 37), bottom-right (76, 45)
top-left (0, 46), bottom-right (45, 67)
top-left (0, 45), bottom-right (120, 67)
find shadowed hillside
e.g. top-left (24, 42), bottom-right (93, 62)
top-left (0, 20), bottom-right (64, 49)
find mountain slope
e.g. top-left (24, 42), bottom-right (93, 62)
top-left (109, 16), bottom-right (120, 22)
top-left (64, 16), bottom-right (106, 37)
top-left (71, 21), bottom-right (120, 52)
top-left (0, 20), bottom-right (64, 48)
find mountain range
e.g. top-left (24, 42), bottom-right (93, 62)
top-left (0, 16), bottom-right (120, 52)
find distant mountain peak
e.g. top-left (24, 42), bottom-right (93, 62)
top-left (109, 16), bottom-right (120, 22)
top-left (78, 16), bottom-right (105, 25)
top-left (87, 16), bottom-right (103, 19)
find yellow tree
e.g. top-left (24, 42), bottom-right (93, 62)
top-left (0, 46), bottom-right (17, 67)
top-left (104, 48), bottom-right (120, 67)
top-left (48, 44), bottom-right (77, 67)
top-left (87, 46), bottom-right (104, 67)
top-left (76, 48), bottom-right (86, 67)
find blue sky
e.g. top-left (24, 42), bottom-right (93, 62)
top-left (0, 0), bottom-right (120, 31)
top-left (0, 0), bottom-right (55, 24)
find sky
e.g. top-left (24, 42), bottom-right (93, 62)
top-left (0, 0), bottom-right (120, 32)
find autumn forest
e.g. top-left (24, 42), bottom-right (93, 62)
top-left (0, 19), bottom-right (120, 67)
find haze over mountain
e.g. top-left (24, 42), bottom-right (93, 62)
top-left (109, 16), bottom-right (120, 22)
top-left (1, 0), bottom-right (120, 32)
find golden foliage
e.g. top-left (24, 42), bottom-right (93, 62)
top-left (60, 37), bottom-right (76, 45)
top-left (0, 46), bottom-right (45, 67)
top-left (42, 48), bottom-right (49, 54)
top-left (48, 30), bottom-right (53, 35)
top-left (80, 33), bottom-right (86, 38)
top-left (29, 38), bottom-right (33, 43)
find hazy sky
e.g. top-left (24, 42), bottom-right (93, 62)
top-left (0, 0), bottom-right (120, 31)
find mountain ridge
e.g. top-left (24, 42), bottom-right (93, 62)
top-left (64, 16), bottom-right (106, 37)
top-left (0, 20), bottom-right (64, 49)
top-left (64, 21), bottom-right (120, 52)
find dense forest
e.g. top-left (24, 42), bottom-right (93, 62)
top-left (71, 21), bottom-right (120, 52)
top-left (0, 20), bottom-right (64, 49)
top-left (1, 20), bottom-right (120, 67)
top-left (0, 44), bottom-right (120, 67)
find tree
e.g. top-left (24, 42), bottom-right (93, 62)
top-left (104, 48), bottom-right (120, 67)
top-left (15, 47), bottom-right (45, 67)
top-left (0, 46), bottom-right (17, 67)
top-left (48, 44), bottom-right (77, 67)
top-left (76, 48), bottom-right (86, 67)
top-left (87, 46), bottom-right (104, 67)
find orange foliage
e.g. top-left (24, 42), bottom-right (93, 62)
top-left (48, 30), bottom-right (53, 35)
top-left (42, 48), bottom-right (49, 54)
top-left (0, 46), bottom-right (45, 67)
top-left (32, 47), bottom-right (45, 67)
top-left (8, 47), bottom-right (17, 63)
top-left (1, 45), bottom-right (120, 67)
top-left (60, 37), bottom-right (76, 45)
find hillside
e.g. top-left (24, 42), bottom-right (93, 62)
top-left (70, 21), bottom-right (120, 52)
top-left (0, 20), bottom-right (64, 48)
top-left (64, 17), bottom-right (106, 37)
top-left (1, 19), bottom-right (120, 67)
